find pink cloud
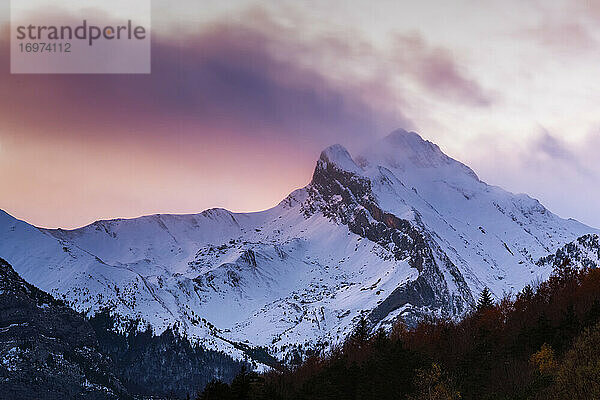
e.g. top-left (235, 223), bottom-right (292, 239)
top-left (393, 33), bottom-right (494, 107)
top-left (521, 22), bottom-right (597, 52)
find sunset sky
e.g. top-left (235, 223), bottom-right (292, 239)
top-left (1, 0), bottom-right (599, 229)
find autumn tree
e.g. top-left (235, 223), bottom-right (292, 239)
top-left (530, 343), bottom-right (557, 376)
top-left (408, 363), bottom-right (461, 400)
top-left (551, 322), bottom-right (600, 399)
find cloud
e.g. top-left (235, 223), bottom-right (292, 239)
top-left (392, 33), bottom-right (495, 107)
top-left (534, 129), bottom-right (576, 161)
top-left (517, 1), bottom-right (600, 54)
top-left (531, 128), bottom-right (597, 179)
top-left (0, 19), bottom-right (408, 153)
top-left (0, 7), bottom-right (497, 151)
top-left (521, 22), bottom-right (597, 53)
top-left (464, 127), bottom-right (600, 228)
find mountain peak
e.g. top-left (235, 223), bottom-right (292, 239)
top-left (354, 129), bottom-right (481, 181)
top-left (384, 128), bottom-right (423, 142)
top-left (312, 129), bottom-right (480, 184)
top-left (378, 129), bottom-right (448, 167)
top-left (318, 144), bottom-right (362, 174)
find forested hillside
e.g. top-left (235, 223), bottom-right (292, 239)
top-left (199, 258), bottom-right (600, 399)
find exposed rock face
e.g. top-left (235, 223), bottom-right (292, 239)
top-left (0, 258), bottom-right (127, 400)
top-left (304, 142), bottom-right (473, 324)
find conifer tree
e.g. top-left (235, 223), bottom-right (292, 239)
top-left (354, 317), bottom-right (370, 342)
top-left (230, 365), bottom-right (254, 400)
top-left (520, 284), bottom-right (534, 301)
top-left (347, 316), bottom-right (371, 349)
top-left (477, 287), bottom-right (494, 312)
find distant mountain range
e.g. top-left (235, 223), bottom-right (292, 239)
top-left (1, 129), bottom-right (597, 365)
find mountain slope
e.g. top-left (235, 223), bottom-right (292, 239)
top-left (0, 129), bottom-right (596, 361)
top-left (0, 256), bottom-right (249, 399)
top-left (537, 234), bottom-right (600, 270)
top-left (0, 257), bottom-right (128, 399)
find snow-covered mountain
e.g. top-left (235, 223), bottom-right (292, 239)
top-left (0, 129), bottom-right (597, 361)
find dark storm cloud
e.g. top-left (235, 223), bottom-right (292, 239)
top-left (0, 6), bottom-right (500, 153)
top-left (0, 18), bottom-right (409, 150)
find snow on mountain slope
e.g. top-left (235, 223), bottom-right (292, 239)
top-left (0, 129), bottom-right (596, 361)
top-left (537, 234), bottom-right (600, 270)
top-left (0, 209), bottom-right (252, 358)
